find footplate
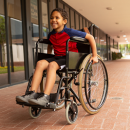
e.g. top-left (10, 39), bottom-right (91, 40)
top-left (16, 100), bottom-right (57, 109)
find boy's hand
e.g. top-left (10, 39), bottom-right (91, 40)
top-left (89, 56), bottom-right (98, 64)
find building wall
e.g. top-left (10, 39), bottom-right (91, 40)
top-left (0, 0), bottom-right (119, 88)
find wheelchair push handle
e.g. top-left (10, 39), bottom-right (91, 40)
top-left (37, 39), bottom-right (52, 44)
top-left (70, 36), bottom-right (89, 44)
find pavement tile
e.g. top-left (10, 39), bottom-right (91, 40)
top-left (113, 124), bottom-right (127, 130)
top-left (23, 124), bottom-right (39, 130)
top-left (61, 124), bottom-right (77, 130)
top-left (36, 125), bottom-right (62, 130)
top-left (101, 118), bottom-right (116, 129)
top-left (0, 59), bottom-right (130, 130)
top-left (76, 124), bottom-right (101, 129)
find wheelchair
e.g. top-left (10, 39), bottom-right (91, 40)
top-left (16, 26), bottom-right (108, 124)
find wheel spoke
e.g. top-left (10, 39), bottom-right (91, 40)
top-left (71, 114), bottom-right (75, 121)
top-left (78, 56), bottom-right (108, 113)
top-left (35, 109), bottom-right (38, 115)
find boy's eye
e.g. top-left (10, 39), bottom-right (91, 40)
top-left (50, 16), bottom-right (60, 20)
top-left (56, 17), bottom-right (59, 19)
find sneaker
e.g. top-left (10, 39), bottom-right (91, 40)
top-left (16, 91), bottom-right (38, 103)
top-left (28, 93), bottom-right (50, 106)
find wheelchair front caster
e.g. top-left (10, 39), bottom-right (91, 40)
top-left (65, 102), bottom-right (78, 124)
top-left (29, 107), bottom-right (42, 119)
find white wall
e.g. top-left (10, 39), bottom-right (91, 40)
top-left (12, 44), bottom-right (24, 62)
top-left (4, 44), bottom-right (24, 63)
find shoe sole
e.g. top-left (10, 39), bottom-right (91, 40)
top-left (29, 99), bottom-right (48, 106)
top-left (16, 97), bottom-right (28, 103)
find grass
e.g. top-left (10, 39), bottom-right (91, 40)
top-left (0, 66), bottom-right (24, 74)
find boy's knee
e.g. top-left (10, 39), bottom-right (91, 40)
top-left (37, 60), bottom-right (48, 68)
top-left (48, 62), bottom-right (59, 70)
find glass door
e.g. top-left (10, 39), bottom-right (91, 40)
top-left (30, 0), bottom-right (40, 68)
top-left (93, 26), bottom-right (100, 56)
top-left (7, 0), bottom-right (25, 83)
top-left (0, 0), bottom-right (8, 87)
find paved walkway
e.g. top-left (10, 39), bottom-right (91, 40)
top-left (0, 59), bottom-right (130, 130)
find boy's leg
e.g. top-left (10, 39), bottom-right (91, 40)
top-left (28, 61), bottom-right (60, 106)
top-left (16, 60), bottom-right (49, 103)
top-left (44, 61), bottom-right (60, 95)
top-left (31, 60), bottom-right (49, 92)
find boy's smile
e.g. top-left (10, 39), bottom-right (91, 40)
top-left (50, 11), bottom-right (67, 32)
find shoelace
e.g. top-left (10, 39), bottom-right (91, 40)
top-left (24, 91), bottom-right (34, 97)
top-left (37, 93), bottom-right (44, 99)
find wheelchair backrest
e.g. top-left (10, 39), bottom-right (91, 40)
top-left (68, 26), bottom-right (92, 70)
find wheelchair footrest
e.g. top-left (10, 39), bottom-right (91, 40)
top-left (46, 102), bottom-right (56, 109)
top-left (50, 93), bottom-right (57, 102)
top-left (29, 102), bottom-right (57, 109)
top-left (16, 100), bottom-right (56, 109)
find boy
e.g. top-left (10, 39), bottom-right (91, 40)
top-left (16, 8), bottom-right (98, 106)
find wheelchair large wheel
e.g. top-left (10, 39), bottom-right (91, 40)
top-left (29, 107), bottom-right (42, 118)
top-left (78, 54), bottom-right (108, 114)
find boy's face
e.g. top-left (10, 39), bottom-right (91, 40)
top-left (50, 11), bottom-right (67, 32)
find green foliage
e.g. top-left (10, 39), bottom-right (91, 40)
top-left (0, 66), bottom-right (24, 74)
top-left (119, 44), bottom-right (130, 54)
top-left (0, 16), bottom-right (6, 45)
top-left (43, 28), bottom-right (47, 32)
top-left (128, 44), bottom-right (130, 51)
top-left (112, 52), bottom-right (116, 60)
top-left (112, 52), bottom-right (122, 60)
top-left (0, 16), bottom-right (6, 67)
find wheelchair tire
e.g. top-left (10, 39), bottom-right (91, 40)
top-left (65, 102), bottom-right (78, 124)
top-left (29, 107), bottom-right (42, 119)
top-left (78, 54), bottom-right (108, 114)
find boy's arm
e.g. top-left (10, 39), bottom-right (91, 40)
top-left (85, 33), bottom-right (98, 64)
top-left (47, 44), bottom-right (53, 54)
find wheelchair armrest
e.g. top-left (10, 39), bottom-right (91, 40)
top-left (70, 36), bottom-right (89, 44)
top-left (38, 39), bottom-right (52, 45)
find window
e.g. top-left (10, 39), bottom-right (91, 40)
top-left (70, 9), bottom-right (74, 29)
top-left (110, 38), bottom-right (113, 48)
top-left (7, 0), bottom-right (25, 83)
top-left (0, 0), bottom-right (8, 86)
top-left (65, 5), bottom-right (70, 28)
top-left (114, 41), bottom-right (118, 49)
top-left (80, 16), bottom-right (82, 29)
top-left (58, 0), bottom-right (63, 8)
top-left (94, 26), bottom-right (100, 55)
top-left (85, 19), bottom-right (88, 27)
top-left (49, 0), bottom-right (56, 31)
top-left (99, 30), bottom-right (107, 60)
top-left (82, 18), bottom-right (85, 27)
top-left (31, 0), bottom-right (39, 41)
top-left (42, 0), bottom-right (49, 38)
top-left (88, 21), bottom-right (91, 27)
top-left (75, 13), bottom-right (79, 30)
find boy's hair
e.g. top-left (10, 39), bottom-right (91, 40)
top-left (51, 8), bottom-right (68, 21)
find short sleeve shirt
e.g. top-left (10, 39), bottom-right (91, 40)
top-left (48, 26), bottom-right (87, 56)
